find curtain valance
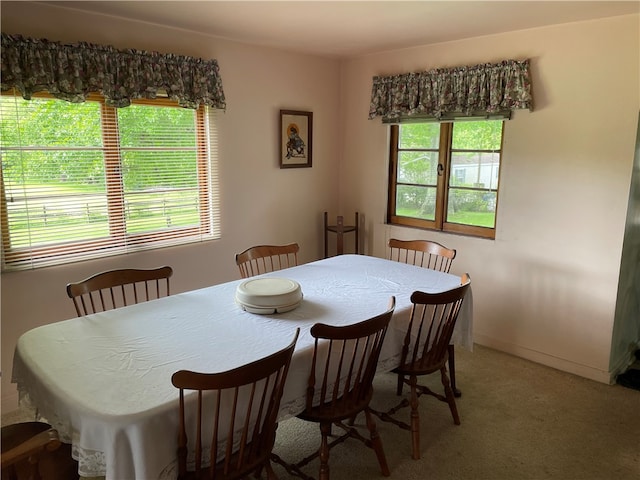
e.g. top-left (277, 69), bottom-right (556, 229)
top-left (369, 59), bottom-right (532, 121)
top-left (1, 33), bottom-right (226, 109)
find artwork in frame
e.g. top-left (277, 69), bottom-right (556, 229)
top-left (280, 110), bottom-right (313, 168)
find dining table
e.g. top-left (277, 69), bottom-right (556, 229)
top-left (11, 254), bottom-right (473, 480)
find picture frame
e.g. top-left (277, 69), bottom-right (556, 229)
top-left (280, 110), bottom-right (313, 168)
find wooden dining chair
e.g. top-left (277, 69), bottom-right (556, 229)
top-left (387, 238), bottom-right (461, 396)
top-left (387, 238), bottom-right (456, 273)
top-left (272, 298), bottom-right (395, 480)
top-left (370, 275), bottom-right (471, 460)
top-left (235, 243), bottom-right (300, 278)
top-left (171, 329), bottom-right (299, 480)
top-left (66, 266), bottom-right (173, 316)
top-left (1, 422), bottom-right (79, 480)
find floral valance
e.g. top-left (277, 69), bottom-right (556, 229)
top-left (1, 33), bottom-right (226, 109)
top-left (369, 59), bottom-right (532, 121)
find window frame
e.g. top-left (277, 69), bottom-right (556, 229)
top-left (1, 91), bottom-right (217, 270)
top-left (387, 121), bottom-right (504, 240)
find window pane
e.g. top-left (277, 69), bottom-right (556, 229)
top-left (119, 105), bottom-right (196, 147)
top-left (446, 188), bottom-right (496, 227)
top-left (396, 185), bottom-right (436, 220)
top-left (121, 151), bottom-right (197, 190)
top-left (1, 97), bottom-right (108, 250)
top-left (450, 151), bottom-right (500, 190)
top-left (121, 151), bottom-right (200, 233)
top-left (448, 120), bottom-right (501, 229)
top-left (118, 105), bottom-right (201, 235)
top-left (3, 151), bottom-right (109, 248)
top-left (399, 123), bottom-right (440, 149)
top-left (398, 151), bottom-right (438, 185)
top-left (451, 120), bottom-right (502, 150)
top-left (1, 96), bottom-right (102, 147)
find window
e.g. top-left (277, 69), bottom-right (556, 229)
top-left (0, 92), bottom-right (220, 271)
top-left (387, 120), bottom-right (504, 239)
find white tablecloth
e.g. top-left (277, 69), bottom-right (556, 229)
top-left (12, 254), bottom-right (472, 479)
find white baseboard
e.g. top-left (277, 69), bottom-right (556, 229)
top-left (474, 333), bottom-right (614, 384)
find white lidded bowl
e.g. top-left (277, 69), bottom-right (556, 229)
top-left (235, 277), bottom-right (303, 314)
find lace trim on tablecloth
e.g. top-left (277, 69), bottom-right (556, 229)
top-left (16, 386), bottom-right (108, 477)
top-left (73, 446), bottom-right (107, 478)
top-left (16, 387), bottom-right (70, 441)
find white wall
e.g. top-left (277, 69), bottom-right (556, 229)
top-left (0, 2), bottom-right (342, 411)
top-left (340, 15), bottom-right (639, 382)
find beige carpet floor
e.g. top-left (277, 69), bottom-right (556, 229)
top-left (270, 345), bottom-right (639, 480)
top-left (3, 344), bottom-right (639, 479)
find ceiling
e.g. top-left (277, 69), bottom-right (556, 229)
top-left (41, 1), bottom-right (639, 58)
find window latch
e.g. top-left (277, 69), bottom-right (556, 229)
top-left (437, 163), bottom-right (444, 176)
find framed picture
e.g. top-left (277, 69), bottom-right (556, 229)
top-left (280, 110), bottom-right (312, 168)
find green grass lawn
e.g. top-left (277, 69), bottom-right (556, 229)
top-left (5, 183), bottom-right (201, 247)
top-left (396, 207), bottom-right (495, 228)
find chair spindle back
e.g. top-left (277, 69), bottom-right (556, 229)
top-left (306, 298), bottom-right (395, 415)
top-left (401, 276), bottom-right (470, 374)
top-left (236, 243), bottom-right (300, 278)
top-left (66, 266), bottom-right (173, 316)
top-left (388, 239), bottom-right (456, 273)
top-left (171, 329), bottom-right (299, 479)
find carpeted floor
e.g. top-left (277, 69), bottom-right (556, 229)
top-left (270, 345), bottom-right (640, 480)
top-left (3, 344), bottom-right (639, 479)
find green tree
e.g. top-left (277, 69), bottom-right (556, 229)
top-left (1, 97), bottom-right (103, 186)
top-left (452, 120), bottom-right (502, 150)
top-left (118, 104), bottom-right (197, 190)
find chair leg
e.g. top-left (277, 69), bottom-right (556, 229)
top-left (396, 373), bottom-right (404, 395)
top-left (265, 461), bottom-right (278, 480)
top-left (409, 376), bottom-right (421, 460)
top-left (5, 465), bottom-right (18, 480)
top-left (448, 344), bottom-right (461, 397)
top-left (440, 367), bottom-right (460, 425)
top-left (319, 422), bottom-right (331, 480)
top-left (364, 409), bottom-right (390, 476)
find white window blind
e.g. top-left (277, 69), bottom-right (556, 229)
top-left (0, 92), bottom-right (220, 270)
